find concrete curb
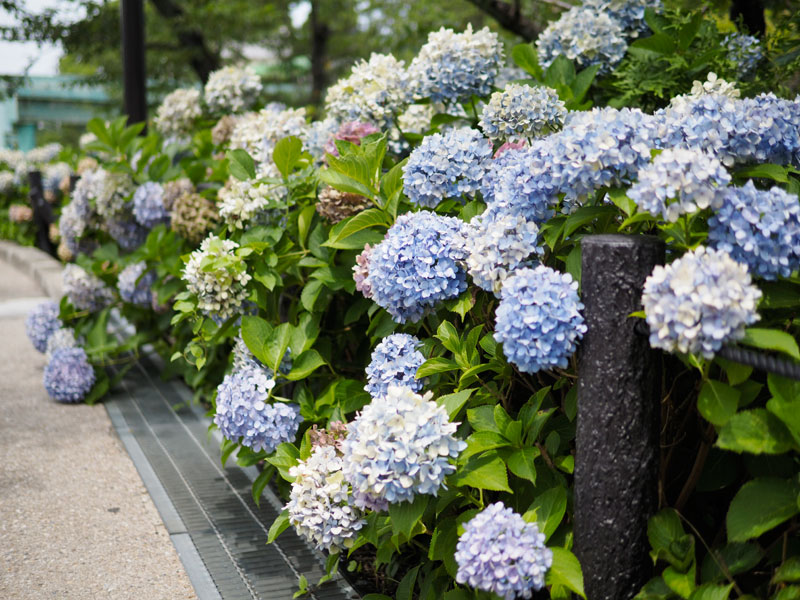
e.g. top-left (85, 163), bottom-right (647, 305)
top-left (0, 241), bottom-right (63, 300)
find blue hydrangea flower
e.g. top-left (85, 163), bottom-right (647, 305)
top-left (45, 327), bottom-right (78, 361)
top-left (403, 127), bottom-right (493, 208)
top-left (479, 84), bottom-right (566, 142)
top-left (408, 24), bottom-right (503, 103)
top-left (106, 213), bottom-right (149, 251)
top-left (455, 502), bottom-right (553, 600)
top-left (494, 266), bottom-right (586, 373)
top-left (536, 7), bottom-right (627, 74)
top-left (133, 182), bottom-right (170, 228)
top-left (709, 182), bottom-right (800, 280)
top-left (466, 214), bottom-right (543, 294)
top-left (480, 144), bottom-right (528, 205)
top-left (25, 300), bottom-right (61, 353)
top-left (581, 0), bottom-right (663, 38)
top-left (63, 264), bottom-right (113, 312)
top-left (365, 333), bottom-right (426, 398)
top-left (118, 262), bottom-right (156, 306)
top-left (366, 211), bottom-right (469, 324)
top-left (43, 347), bottom-right (96, 403)
top-left (628, 148), bottom-right (731, 222)
top-left (725, 33), bottom-right (762, 79)
top-left (341, 385), bottom-right (466, 510)
top-left (642, 246), bottom-right (762, 357)
top-left (214, 366), bottom-right (302, 453)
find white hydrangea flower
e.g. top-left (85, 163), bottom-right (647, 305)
top-left (325, 53), bottom-right (410, 129)
top-left (154, 88), bottom-right (203, 137)
top-left (218, 178), bottom-right (285, 228)
top-left (668, 73), bottom-right (740, 112)
top-left (285, 445), bottom-right (366, 552)
top-left (479, 84), bottom-right (566, 142)
top-left (182, 235), bottom-right (252, 320)
top-left (204, 65), bottom-right (262, 113)
top-left (230, 106), bottom-right (308, 177)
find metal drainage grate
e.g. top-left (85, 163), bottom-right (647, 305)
top-left (105, 354), bottom-right (359, 600)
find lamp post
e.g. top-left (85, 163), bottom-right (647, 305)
top-left (120, 0), bottom-right (147, 128)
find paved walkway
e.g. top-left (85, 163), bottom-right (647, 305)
top-left (0, 255), bottom-right (197, 599)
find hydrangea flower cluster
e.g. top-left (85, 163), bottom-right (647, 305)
top-left (455, 502), bottom-right (553, 600)
top-left (315, 187), bottom-right (370, 224)
top-left (118, 262), bottom-right (156, 307)
top-left (161, 178), bottom-right (194, 210)
top-left (581, 0), bottom-right (662, 37)
top-left (324, 121), bottom-right (381, 157)
top-left (536, 8), bottom-right (627, 74)
top-left (218, 178), bottom-right (281, 228)
top-left (204, 66), bottom-right (262, 113)
top-left (214, 367), bottom-right (302, 452)
top-left (494, 266), bottom-right (586, 373)
top-left (725, 33), bottom-right (762, 79)
top-left (708, 182), bottom-right (800, 280)
top-left (285, 445), bottom-right (366, 551)
top-left (466, 214), bottom-right (543, 294)
top-left (479, 84), bottom-right (566, 142)
top-left (106, 214), bottom-right (148, 251)
top-left (324, 53), bottom-right (410, 128)
top-left (45, 327), bottom-right (78, 361)
top-left (366, 211), bottom-right (469, 323)
top-left (182, 235), bottom-right (252, 320)
top-left (0, 171), bottom-right (15, 193)
top-left (408, 24), bottom-right (503, 103)
top-left (365, 333), bottom-right (426, 399)
top-left (341, 386), bottom-right (466, 510)
top-left (8, 204), bottom-right (33, 223)
top-left (133, 181), bottom-right (170, 228)
top-left (25, 300), bottom-right (61, 353)
top-left (154, 88), bottom-right (202, 137)
top-left (656, 92), bottom-right (800, 167)
top-left (642, 246), bottom-right (761, 357)
top-left (26, 143), bottom-right (62, 164)
top-left (403, 127), bottom-right (492, 208)
top-left (628, 148), bottom-right (731, 222)
top-left (211, 114), bottom-right (239, 146)
top-left (171, 192), bottom-right (219, 244)
top-left (43, 347), bottom-right (96, 403)
top-left (353, 244), bottom-right (373, 299)
top-left (43, 162), bottom-right (71, 195)
top-left (302, 118), bottom-right (340, 163)
top-left (63, 264), bottom-right (113, 312)
top-left (479, 144), bottom-right (527, 205)
top-left (231, 106), bottom-right (309, 176)
top-left (488, 108), bottom-right (658, 221)
top-left (93, 169), bottom-right (134, 221)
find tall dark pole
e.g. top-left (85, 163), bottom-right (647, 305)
top-left (28, 170), bottom-right (56, 258)
top-left (575, 234), bottom-right (664, 600)
top-left (121, 0), bottom-right (147, 128)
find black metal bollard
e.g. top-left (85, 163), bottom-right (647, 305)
top-left (28, 170), bottom-right (57, 258)
top-left (120, 0), bottom-right (147, 128)
top-left (575, 234), bottom-right (665, 600)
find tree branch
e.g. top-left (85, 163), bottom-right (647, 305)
top-left (464, 0), bottom-right (543, 41)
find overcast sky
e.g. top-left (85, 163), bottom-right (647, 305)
top-left (0, 0), bottom-right (85, 76)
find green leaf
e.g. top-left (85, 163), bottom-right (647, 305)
top-left (227, 148), bottom-right (256, 180)
top-left (83, 369), bottom-right (110, 405)
top-left (773, 557), bottom-right (800, 584)
top-left (632, 33), bottom-right (677, 54)
top-left (740, 328), bottom-right (800, 360)
top-left (285, 349), bottom-right (326, 380)
top-left (524, 486), bottom-right (567, 541)
top-left (735, 164), bottom-right (790, 184)
top-left (463, 431), bottom-right (511, 459)
top-left (273, 136), bottom-right (304, 179)
top-left (388, 495), bottom-right (428, 540)
top-left (429, 520), bottom-right (459, 577)
top-left (266, 442), bottom-right (300, 481)
top-left (545, 55), bottom-right (576, 87)
top-left (647, 509), bottom-right (694, 570)
top-left (717, 409), bottom-right (795, 455)
top-left (395, 565), bottom-right (420, 600)
top-left (688, 583), bottom-right (732, 600)
top-left (664, 565), bottom-right (695, 598)
top-left (511, 43), bottom-right (543, 79)
top-left (563, 206), bottom-right (618, 239)
top-left (678, 12), bottom-right (703, 51)
top-left (467, 405), bottom-right (500, 433)
top-left (416, 357), bottom-right (460, 378)
top-left (701, 542), bottom-right (762, 582)
top-left (252, 467), bottom-right (273, 507)
top-left (241, 315), bottom-right (273, 366)
top-left (635, 577), bottom-right (673, 600)
top-left (697, 380), bottom-right (740, 427)
top-left (437, 389), bottom-right (474, 420)
top-left (546, 548), bottom-right (586, 599)
top-left (148, 154), bottom-right (169, 181)
top-left (507, 446), bottom-right (539, 483)
top-left (301, 279), bottom-right (324, 312)
top-left (452, 451), bottom-right (511, 492)
top-left (318, 167), bottom-right (375, 199)
top-left (379, 159), bottom-right (406, 216)
top-left (444, 290), bottom-right (475, 321)
top-left (326, 208), bottom-right (388, 245)
top-left (267, 510), bottom-right (290, 543)
top-left (608, 188), bottom-right (637, 217)
top-left (571, 64), bottom-right (600, 103)
top-left (727, 478), bottom-right (800, 541)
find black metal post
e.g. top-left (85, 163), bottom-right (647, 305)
top-left (28, 171), bottom-right (56, 258)
top-left (575, 234), bottom-right (665, 600)
top-left (120, 0), bottom-right (147, 128)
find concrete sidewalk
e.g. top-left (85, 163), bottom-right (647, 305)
top-left (0, 250), bottom-right (197, 599)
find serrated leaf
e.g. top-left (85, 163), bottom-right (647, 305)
top-left (546, 548), bottom-right (586, 598)
top-left (452, 451), bottom-right (511, 492)
top-left (241, 315), bottom-right (273, 367)
top-left (511, 43), bottom-right (543, 79)
top-left (416, 357), bottom-right (460, 378)
top-left (389, 495), bottom-right (428, 540)
top-left (437, 389), bottom-right (474, 420)
top-left (717, 409), bottom-right (794, 455)
top-left (698, 379), bottom-right (740, 427)
top-left (285, 349), bottom-right (326, 380)
top-left (252, 466), bottom-right (273, 507)
top-left (524, 486), bottom-right (567, 541)
top-left (545, 55), bottom-right (576, 87)
top-left (773, 557), bottom-right (800, 584)
top-left (273, 136), bottom-right (304, 179)
top-left (632, 33), bottom-right (677, 54)
top-left (327, 208), bottom-right (388, 245)
top-left (571, 64), bottom-right (600, 103)
top-left (227, 148), bottom-right (256, 180)
top-left (739, 328), bottom-right (800, 360)
top-left (727, 478), bottom-right (800, 542)
top-left (267, 510), bottom-right (290, 543)
top-left (688, 583), bottom-right (732, 600)
top-left (735, 164), bottom-right (790, 183)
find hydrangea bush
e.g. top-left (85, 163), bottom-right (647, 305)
top-left (16, 6), bottom-right (800, 599)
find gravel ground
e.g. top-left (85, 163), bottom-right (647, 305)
top-left (0, 258), bottom-right (197, 600)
